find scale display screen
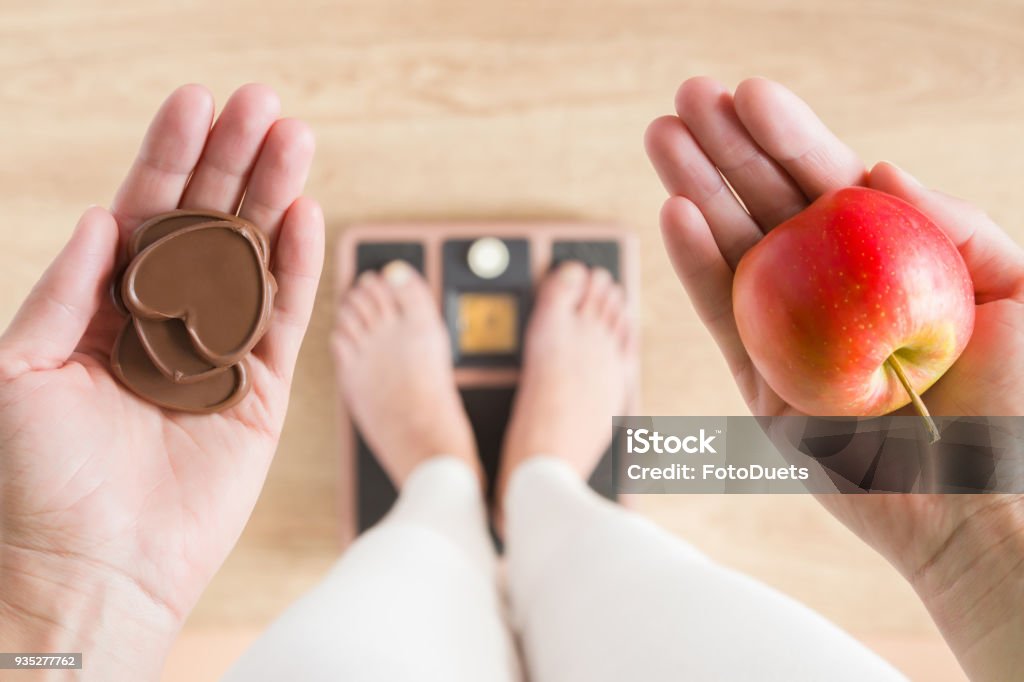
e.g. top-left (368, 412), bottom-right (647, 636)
top-left (456, 292), bottom-right (519, 354)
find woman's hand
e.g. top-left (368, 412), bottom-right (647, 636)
top-left (645, 76), bottom-right (1024, 681)
top-left (0, 84), bottom-right (324, 680)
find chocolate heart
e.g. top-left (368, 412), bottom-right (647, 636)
top-left (111, 322), bottom-right (249, 413)
top-left (128, 209), bottom-right (268, 261)
top-left (119, 211), bottom-right (272, 383)
top-left (133, 316), bottom-right (227, 383)
top-left (112, 210), bottom-right (268, 318)
top-left (110, 209), bottom-right (275, 411)
top-left (121, 220), bottom-right (275, 367)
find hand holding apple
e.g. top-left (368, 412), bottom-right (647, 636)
top-left (646, 76), bottom-right (1024, 682)
top-left (732, 186), bottom-right (975, 440)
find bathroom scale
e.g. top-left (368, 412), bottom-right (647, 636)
top-left (336, 222), bottom-right (640, 542)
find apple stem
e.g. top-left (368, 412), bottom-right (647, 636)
top-left (885, 354), bottom-right (940, 444)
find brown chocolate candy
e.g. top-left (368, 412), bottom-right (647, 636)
top-left (128, 209), bottom-right (268, 261)
top-left (110, 210), bottom-right (275, 412)
top-left (111, 322), bottom-right (250, 413)
top-left (111, 210), bottom-right (269, 317)
top-left (132, 317), bottom-right (227, 383)
top-left (121, 220), bottom-right (274, 367)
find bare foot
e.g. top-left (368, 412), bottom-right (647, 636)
top-left (332, 261), bottom-right (479, 488)
top-left (496, 262), bottom-right (634, 512)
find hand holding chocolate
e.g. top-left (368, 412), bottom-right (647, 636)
top-left (111, 210), bottom-right (276, 413)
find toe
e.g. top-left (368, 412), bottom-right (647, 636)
top-left (330, 328), bottom-right (357, 367)
top-left (382, 260), bottom-right (435, 317)
top-left (580, 267), bottom-right (613, 318)
top-left (625, 300), bottom-right (641, 350)
top-left (616, 307), bottom-right (634, 352)
top-left (335, 307), bottom-right (364, 344)
top-left (358, 271), bottom-right (399, 320)
top-left (344, 286), bottom-right (378, 330)
top-left (535, 261), bottom-right (588, 315)
top-left (601, 283), bottom-right (626, 329)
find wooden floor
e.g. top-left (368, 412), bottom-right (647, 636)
top-left (3, 1), bottom-right (1023, 679)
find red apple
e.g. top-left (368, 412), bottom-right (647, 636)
top-left (733, 187), bottom-right (974, 433)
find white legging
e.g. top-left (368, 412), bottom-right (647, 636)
top-left (223, 457), bottom-right (906, 681)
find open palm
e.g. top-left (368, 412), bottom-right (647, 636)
top-left (0, 84), bottom-right (324, 654)
top-left (644, 78), bottom-right (1024, 604)
top-left (646, 77), bottom-right (1024, 419)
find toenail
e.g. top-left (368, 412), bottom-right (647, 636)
top-left (558, 262), bottom-right (586, 283)
top-left (383, 260), bottom-right (412, 287)
top-left (592, 267), bottom-right (612, 283)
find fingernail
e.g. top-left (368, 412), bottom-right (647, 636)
top-left (558, 262), bottom-right (586, 283)
top-left (383, 260), bottom-right (412, 287)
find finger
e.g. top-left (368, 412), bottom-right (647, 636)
top-left (870, 161), bottom-right (1024, 303)
top-left (254, 197), bottom-right (325, 382)
top-left (674, 77), bottom-right (807, 229)
top-left (179, 83), bottom-right (281, 213)
top-left (110, 84), bottom-right (215, 239)
top-left (659, 195), bottom-right (752, 376)
top-left (238, 118), bottom-right (315, 247)
top-left (0, 207), bottom-right (119, 375)
top-left (733, 78), bottom-right (866, 199)
top-left (645, 115), bottom-right (762, 268)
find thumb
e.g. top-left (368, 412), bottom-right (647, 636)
top-left (869, 161), bottom-right (1024, 303)
top-left (0, 206), bottom-right (119, 376)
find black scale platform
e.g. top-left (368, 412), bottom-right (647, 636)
top-left (354, 239), bottom-right (620, 534)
